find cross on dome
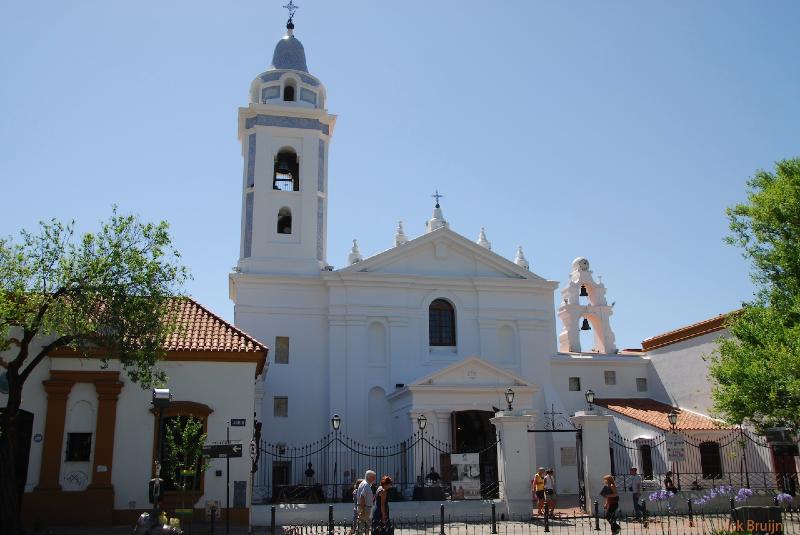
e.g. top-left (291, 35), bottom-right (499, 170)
top-left (283, 0), bottom-right (299, 28)
top-left (431, 189), bottom-right (444, 207)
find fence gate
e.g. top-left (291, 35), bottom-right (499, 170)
top-left (253, 430), bottom-right (501, 504)
top-left (527, 411), bottom-right (585, 512)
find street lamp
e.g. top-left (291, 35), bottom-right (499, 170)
top-left (585, 389), bottom-right (595, 411)
top-left (417, 414), bottom-right (427, 431)
top-left (150, 388), bottom-right (172, 523)
top-left (667, 408), bottom-right (678, 432)
top-left (417, 414), bottom-right (427, 488)
top-left (331, 414), bottom-right (341, 431)
top-left (505, 388), bottom-right (515, 412)
top-left (330, 414), bottom-right (341, 500)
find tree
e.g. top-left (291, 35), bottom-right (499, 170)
top-left (709, 158), bottom-right (800, 432)
top-left (0, 209), bottom-right (188, 534)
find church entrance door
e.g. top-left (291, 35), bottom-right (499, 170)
top-left (444, 410), bottom-right (499, 498)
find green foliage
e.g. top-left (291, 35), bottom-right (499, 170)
top-left (0, 207), bottom-right (189, 387)
top-left (163, 416), bottom-right (208, 491)
top-left (709, 158), bottom-right (800, 431)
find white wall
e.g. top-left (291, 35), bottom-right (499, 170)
top-left (648, 330), bottom-right (727, 414)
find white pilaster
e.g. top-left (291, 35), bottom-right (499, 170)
top-left (570, 411), bottom-right (613, 509)
top-left (490, 412), bottom-right (536, 518)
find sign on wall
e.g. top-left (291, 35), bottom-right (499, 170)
top-left (449, 453), bottom-right (481, 500)
top-left (666, 433), bottom-right (686, 461)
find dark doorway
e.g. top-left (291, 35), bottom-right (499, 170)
top-left (640, 444), bottom-right (654, 480)
top-left (272, 460), bottom-right (291, 501)
top-left (0, 408), bottom-right (34, 517)
top-left (451, 410), bottom-right (498, 497)
top-left (771, 447), bottom-right (798, 495)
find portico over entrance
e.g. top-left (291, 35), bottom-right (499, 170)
top-left (387, 357), bottom-right (538, 489)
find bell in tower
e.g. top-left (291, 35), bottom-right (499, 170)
top-left (556, 257), bottom-right (617, 353)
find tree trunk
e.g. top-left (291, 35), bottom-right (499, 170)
top-left (1, 379), bottom-right (23, 535)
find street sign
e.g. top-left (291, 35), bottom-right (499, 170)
top-left (666, 433), bottom-right (686, 461)
top-left (202, 441), bottom-right (243, 459)
top-left (230, 418), bottom-right (246, 427)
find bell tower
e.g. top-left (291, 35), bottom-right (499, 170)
top-left (236, 14), bottom-right (336, 275)
top-left (557, 257), bottom-right (617, 353)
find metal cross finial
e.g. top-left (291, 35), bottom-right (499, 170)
top-left (283, 0), bottom-right (299, 24)
top-left (543, 404), bottom-right (563, 430)
top-left (432, 189), bottom-right (444, 206)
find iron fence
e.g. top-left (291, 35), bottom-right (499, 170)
top-left (610, 428), bottom-right (800, 494)
top-left (261, 498), bottom-right (800, 535)
top-left (255, 431), bottom-right (501, 504)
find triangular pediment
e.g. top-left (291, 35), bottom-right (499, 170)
top-left (337, 228), bottom-right (547, 281)
top-left (410, 357), bottom-right (531, 388)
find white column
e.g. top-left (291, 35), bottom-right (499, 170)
top-left (490, 412), bottom-right (535, 518)
top-left (571, 411), bottom-right (613, 510)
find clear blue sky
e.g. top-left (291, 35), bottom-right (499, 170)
top-left (2, 1), bottom-right (799, 349)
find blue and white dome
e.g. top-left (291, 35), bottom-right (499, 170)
top-left (270, 29), bottom-right (308, 72)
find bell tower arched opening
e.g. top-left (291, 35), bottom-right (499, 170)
top-left (274, 150), bottom-right (299, 191)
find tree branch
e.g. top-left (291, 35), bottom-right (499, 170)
top-left (18, 335), bottom-right (74, 383)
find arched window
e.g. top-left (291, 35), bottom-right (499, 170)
top-left (283, 81), bottom-right (296, 101)
top-left (699, 441), bottom-right (723, 479)
top-left (429, 299), bottom-right (456, 346)
top-left (274, 150), bottom-right (299, 191)
top-left (277, 207), bottom-right (292, 234)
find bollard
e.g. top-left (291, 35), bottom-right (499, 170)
top-left (688, 498), bottom-right (694, 526)
top-left (210, 505), bottom-right (216, 534)
top-left (491, 503), bottom-right (497, 534)
top-left (270, 506), bottom-right (276, 535)
top-left (730, 497), bottom-right (736, 523)
top-left (544, 501), bottom-right (550, 533)
top-left (440, 503), bottom-right (445, 535)
top-left (593, 501), bottom-right (600, 531)
top-left (328, 505), bottom-right (334, 535)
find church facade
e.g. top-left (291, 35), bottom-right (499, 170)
top-left (229, 21), bottom-right (796, 504)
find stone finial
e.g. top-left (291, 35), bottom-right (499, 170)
top-left (394, 221), bottom-right (408, 247)
top-left (348, 239), bottom-right (363, 265)
top-left (477, 227), bottom-right (491, 250)
top-left (514, 246), bottom-right (529, 270)
top-left (426, 198), bottom-right (449, 233)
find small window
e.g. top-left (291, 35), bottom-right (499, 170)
top-left (568, 377), bottom-right (581, 391)
top-left (283, 84), bottom-right (295, 102)
top-left (277, 207), bottom-right (292, 234)
top-left (274, 150), bottom-right (299, 191)
top-left (275, 336), bottom-right (289, 364)
top-left (604, 370), bottom-right (616, 385)
top-left (65, 432), bottom-right (92, 462)
top-left (429, 299), bottom-right (456, 346)
top-left (274, 396), bottom-right (288, 417)
top-left (636, 378), bottom-right (648, 392)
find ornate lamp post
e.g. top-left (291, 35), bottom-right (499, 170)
top-left (504, 388), bottom-right (515, 412)
top-left (585, 389), bottom-right (595, 412)
top-left (331, 414), bottom-right (341, 500)
top-left (667, 408), bottom-right (678, 432)
top-left (150, 388), bottom-right (172, 523)
top-left (417, 414), bottom-right (427, 487)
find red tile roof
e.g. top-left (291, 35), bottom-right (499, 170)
top-left (641, 311), bottom-right (739, 351)
top-left (165, 298), bottom-right (265, 354)
top-left (594, 398), bottom-right (733, 431)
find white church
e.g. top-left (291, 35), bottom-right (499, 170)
top-left (229, 16), bottom-right (796, 510)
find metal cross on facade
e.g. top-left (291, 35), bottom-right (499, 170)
top-left (283, 0), bottom-right (299, 24)
top-left (432, 189), bottom-right (444, 206)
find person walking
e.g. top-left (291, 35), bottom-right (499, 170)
top-left (351, 479), bottom-right (364, 535)
top-left (600, 475), bottom-right (621, 535)
top-left (532, 467), bottom-right (546, 516)
top-left (544, 469), bottom-right (558, 517)
top-left (356, 471), bottom-right (376, 535)
top-left (372, 475), bottom-right (394, 535)
top-left (629, 467), bottom-right (643, 521)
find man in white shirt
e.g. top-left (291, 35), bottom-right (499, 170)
top-left (356, 470), bottom-right (376, 535)
top-left (629, 467), bottom-right (643, 521)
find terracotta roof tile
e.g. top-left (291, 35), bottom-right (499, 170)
top-left (641, 310), bottom-right (740, 351)
top-left (594, 398), bottom-right (734, 431)
top-left (165, 298), bottom-right (266, 354)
